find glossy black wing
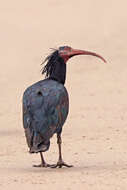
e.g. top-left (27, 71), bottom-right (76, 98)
top-left (22, 79), bottom-right (69, 153)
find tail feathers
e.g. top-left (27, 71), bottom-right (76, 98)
top-left (25, 127), bottom-right (50, 153)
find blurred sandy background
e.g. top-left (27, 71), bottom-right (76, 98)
top-left (0, 0), bottom-right (127, 189)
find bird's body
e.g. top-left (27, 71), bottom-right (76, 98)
top-left (23, 79), bottom-right (69, 154)
top-left (22, 46), bottom-right (106, 168)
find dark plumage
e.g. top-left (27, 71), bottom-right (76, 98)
top-left (23, 79), bottom-right (68, 152)
top-left (22, 46), bottom-right (106, 168)
top-left (42, 49), bottom-right (66, 84)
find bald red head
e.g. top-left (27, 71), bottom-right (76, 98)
top-left (59, 46), bottom-right (107, 63)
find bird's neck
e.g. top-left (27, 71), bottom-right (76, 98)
top-left (49, 59), bottom-right (66, 85)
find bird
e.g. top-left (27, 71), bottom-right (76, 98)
top-left (22, 46), bottom-right (106, 168)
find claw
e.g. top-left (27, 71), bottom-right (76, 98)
top-left (33, 161), bottom-right (73, 168)
top-left (50, 161), bottom-right (73, 168)
top-left (33, 163), bottom-right (51, 168)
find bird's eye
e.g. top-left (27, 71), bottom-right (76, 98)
top-left (62, 51), bottom-right (67, 54)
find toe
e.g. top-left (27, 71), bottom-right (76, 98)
top-left (33, 164), bottom-right (43, 167)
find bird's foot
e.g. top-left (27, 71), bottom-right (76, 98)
top-left (33, 163), bottom-right (51, 168)
top-left (50, 160), bottom-right (73, 168)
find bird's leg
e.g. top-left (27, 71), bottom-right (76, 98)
top-left (33, 152), bottom-right (51, 168)
top-left (51, 134), bottom-right (73, 168)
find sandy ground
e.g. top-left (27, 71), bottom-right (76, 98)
top-left (1, 0), bottom-right (127, 189)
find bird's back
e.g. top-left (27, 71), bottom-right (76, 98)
top-left (22, 79), bottom-right (69, 153)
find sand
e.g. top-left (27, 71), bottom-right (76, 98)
top-left (0, 0), bottom-right (127, 189)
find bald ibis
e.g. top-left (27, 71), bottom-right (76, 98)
top-left (22, 46), bottom-right (106, 168)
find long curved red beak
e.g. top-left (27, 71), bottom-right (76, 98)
top-left (70, 48), bottom-right (107, 63)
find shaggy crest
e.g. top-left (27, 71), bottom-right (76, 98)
top-left (41, 48), bottom-right (63, 78)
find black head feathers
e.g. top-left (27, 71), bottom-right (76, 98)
top-left (41, 49), bottom-right (66, 84)
top-left (41, 49), bottom-right (59, 78)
